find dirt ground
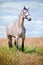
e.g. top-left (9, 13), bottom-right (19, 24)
top-left (0, 38), bottom-right (43, 47)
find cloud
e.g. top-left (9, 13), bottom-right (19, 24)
top-left (0, 0), bottom-right (33, 4)
top-left (0, 24), bottom-right (6, 38)
top-left (25, 19), bottom-right (43, 37)
top-left (0, 16), bottom-right (17, 20)
top-left (0, 24), bottom-right (6, 31)
top-left (28, 20), bottom-right (43, 34)
top-left (0, 2), bottom-right (24, 9)
top-left (0, 1), bottom-right (43, 38)
top-left (0, 16), bottom-right (18, 22)
top-left (26, 30), bottom-right (39, 37)
top-left (32, 31), bottom-right (38, 34)
top-left (30, 20), bottom-right (43, 24)
top-left (0, 1), bottom-right (43, 9)
top-left (0, 1), bottom-right (43, 19)
top-left (26, 30), bottom-right (38, 35)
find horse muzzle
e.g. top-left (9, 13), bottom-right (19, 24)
top-left (29, 18), bottom-right (31, 21)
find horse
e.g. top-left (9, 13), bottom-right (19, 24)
top-left (6, 7), bottom-right (31, 51)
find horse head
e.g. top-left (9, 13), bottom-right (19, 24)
top-left (22, 6), bottom-right (31, 21)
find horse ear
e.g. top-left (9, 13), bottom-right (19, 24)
top-left (23, 6), bottom-right (28, 11)
top-left (23, 6), bottom-right (26, 9)
top-left (22, 6), bottom-right (26, 12)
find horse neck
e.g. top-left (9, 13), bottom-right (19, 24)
top-left (18, 12), bottom-right (24, 26)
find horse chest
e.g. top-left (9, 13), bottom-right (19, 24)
top-left (17, 27), bottom-right (23, 34)
top-left (13, 26), bottom-right (24, 37)
top-left (19, 28), bottom-right (23, 34)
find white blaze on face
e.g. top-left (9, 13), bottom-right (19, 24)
top-left (27, 14), bottom-right (31, 19)
top-left (24, 10), bottom-right (28, 15)
top-left (24, 10), bottom-right (31, 20)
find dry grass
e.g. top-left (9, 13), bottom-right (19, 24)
top-left (0, 38), bottom-right (43, 47)
top-left (0, 38), bottom-right (43, 65)
top-left (0, 47), bottom-right (43, 65)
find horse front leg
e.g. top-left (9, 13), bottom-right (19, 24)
top-left (22, 38), bottom-right (25, 52)
top-left (15, 36), bottom-right (19, 51)
top-left (14, 40), bottom-right (16, 46)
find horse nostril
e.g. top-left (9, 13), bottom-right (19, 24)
top-left (29, 18), bottom-right (31, 21)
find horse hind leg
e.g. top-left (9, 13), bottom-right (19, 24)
top-left (8, 35), bottom-right (12, 48)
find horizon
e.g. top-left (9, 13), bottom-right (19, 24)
top-left (0, 0), bottom-right (43, 38)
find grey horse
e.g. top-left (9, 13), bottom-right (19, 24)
top-left (6, 7), bottom-right (31, 51)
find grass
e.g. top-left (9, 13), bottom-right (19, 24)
top-left (0, 46), bottom-right (43, 65)
top-left (19, 46), bottom-right (43, 55)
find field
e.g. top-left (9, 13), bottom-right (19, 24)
top-left (0, 38), bottom-right (43, 65)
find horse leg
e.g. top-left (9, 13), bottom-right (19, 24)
top-left (8, 35), bottom-right (12, 47)
top-left (22, 33), bottom-right (25, 52)
top-left (15, 36), bottom-right (19, 50)
top-left (14, 40), bottom-right (16, 46)
top-left (22, 38), bottom-right (25, 52)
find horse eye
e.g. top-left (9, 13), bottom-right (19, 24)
top-left (24, 12), bottom-right (26, 13)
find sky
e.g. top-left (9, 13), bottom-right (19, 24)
top-left (0, 0), bottom-right (43, 38)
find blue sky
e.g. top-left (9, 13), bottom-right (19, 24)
top-left (0, 0), bottom-right (43, 38)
